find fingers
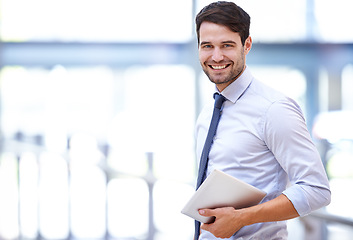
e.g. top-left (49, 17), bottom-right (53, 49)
top-left (199, 208), bottom-right (216, 217)
top-left (199, 207), bottom-right (239, 238)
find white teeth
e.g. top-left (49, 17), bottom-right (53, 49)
top-left (212, 65), bottom-right (227, 69)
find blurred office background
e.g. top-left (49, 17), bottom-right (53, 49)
top-left (0, 0), bottom-right (353, 239)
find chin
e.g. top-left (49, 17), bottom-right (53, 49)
top-left (210, 78), bottom-right (230, 85)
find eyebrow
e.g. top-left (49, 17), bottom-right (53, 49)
top-left (222, 40), bottom-right (237, 45)
top-left (200, 40), bottom-right (237, 46)
top-left (200, 41), bottom-right (211, 46)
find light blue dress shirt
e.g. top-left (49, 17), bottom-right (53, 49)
top-left (195, 67), bottom-right (331, 240)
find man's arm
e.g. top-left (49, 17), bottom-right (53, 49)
top-left (199, 194), bottom-right (299, 239)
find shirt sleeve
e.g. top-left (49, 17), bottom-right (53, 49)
top-left (263, 98), bottom-right (331, 216)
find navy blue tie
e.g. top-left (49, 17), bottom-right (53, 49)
top-left (195, 93), bottom-right (226, 239)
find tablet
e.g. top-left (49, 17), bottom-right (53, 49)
top-left (181, 169), bottom-right (266, 223)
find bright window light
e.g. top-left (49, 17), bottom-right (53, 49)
top-left (69, 133), bottom-right (107, 239)
top-left (38, 152), bottom-right (69, 239)
top-left (315, 0), bottom-right (353, 42)
top-left (0, 0), bottom-right (192, 42)
top-left (153, 180), bottom-right (194, 240)
top-left (19, 152), bottom-right (39, 239)
top-left (0, 153), bottom-right (19, 239)
top-left (107, 65), bottom-right (196, 182)
top-left (107, 178), bottom-right (149, 238)
top-left (342, 64), bottom-right (353, 111)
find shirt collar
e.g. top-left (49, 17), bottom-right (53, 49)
top-left (214, 66), bottom-right (253, 104)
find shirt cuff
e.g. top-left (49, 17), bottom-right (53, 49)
top-left (282, 185), bottom-right (312, 216)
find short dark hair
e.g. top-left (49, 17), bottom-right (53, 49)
top-left (195, 1), bottom-right (250, 45)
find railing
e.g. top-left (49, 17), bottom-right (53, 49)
top-left (2, 134), bottom-right (353, 240)
top-left (0, 133), bottom-right (167, 240)
top-left (309, 210), bottom-right (353, 227)
top-left (299, 206), bottom-right (353, 240)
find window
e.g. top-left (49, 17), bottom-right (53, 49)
top-left (0, 64), bottom-right (196, 239)
top-left (315, 0), bottom-right (353, 43)
top-left (0, 0), bottom-right (192, 42)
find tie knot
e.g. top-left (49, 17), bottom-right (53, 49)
top-left (213, 93), bottom-right (226, 109)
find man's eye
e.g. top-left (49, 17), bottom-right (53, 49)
top-left (202, 45), bottom-right (212, 48)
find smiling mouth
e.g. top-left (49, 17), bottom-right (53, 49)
top-left (209, 64), bottom-right (230, 70)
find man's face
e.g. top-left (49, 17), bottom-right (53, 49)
top-left (198, 21), bottom-right (252, 92)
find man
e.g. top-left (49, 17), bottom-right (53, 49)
top-left (194, 1), bottom-right (331, 239)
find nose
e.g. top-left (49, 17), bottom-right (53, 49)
top-left (211, 47), bottom-right (224, 62)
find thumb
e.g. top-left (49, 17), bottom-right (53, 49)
top-left (199, 208), bottom-right (216, 217)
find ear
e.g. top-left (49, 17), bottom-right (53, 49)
top-left (244, 36), bottom-right (252, 55)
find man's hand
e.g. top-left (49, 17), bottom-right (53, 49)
top-left (199, 207), bottom-right (243, 238)
top-left (198, 194), bottom-right (300, 239)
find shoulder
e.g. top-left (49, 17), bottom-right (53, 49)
top-left (248, 78), bottom-right (288, 104)
top-left (247, 79), bottom-right (303, 117)
top-left (244, 79), bottom-right (306, 135)
top-left (263, 97), bottom-right (308, 144)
